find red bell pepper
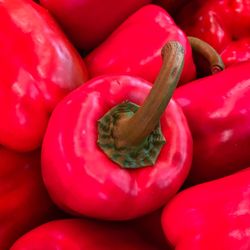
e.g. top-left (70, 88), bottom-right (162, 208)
top-left (85, 5), bottom-right (224, 85)
top-left (162, 168), bottom-right (250, 250)
top-left (0, 0), bottom-right (88, 152)
top-left (40, 0), bottom-right (151, 51)
top-left (42, 41), bottom-right (192, 220)
top-left (177, 0), bottom-right (250, 67)
top-left (10, 218), bottom-right (162, 250)
top-left (174, 61), bottom-right (250, 185)
top-left (85, 4), bottom-right (196, 85)
top-left (0, 148), bottom-right (59, 250)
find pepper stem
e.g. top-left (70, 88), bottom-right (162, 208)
top-left (114, 42), bottom-right (184, 148)
top-left (188, 36), bottom-right (224, 74)
top-left (98, 41), bottom-right (184, 168)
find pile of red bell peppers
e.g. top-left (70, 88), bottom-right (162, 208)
top-left (2, 0), bottom-right (250, 249)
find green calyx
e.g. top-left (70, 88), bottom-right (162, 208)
top-left (97, 101), bottom-right (166, 168)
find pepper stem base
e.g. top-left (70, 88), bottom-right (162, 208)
top-left (97, 101), bottom-right (166, 168)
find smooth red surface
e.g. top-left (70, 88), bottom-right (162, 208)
top-left (162, 168), bottom-right (250, 250)
top-left (177, 0), bottom-right (250, 67)
top-left (40, 0), bottom-right (151, 51)
top-left (85, 5), bottom-right (196, 85)
top-left (0, 148), bottom-right (58, 250)
top-left (42, 75), bottom-right (192, 220)
top-left (10, 219), bottom-right (160, 250)
top-left (174, 61), bottom-right (250, 185)
top-left (0, 0), bottom-right (88, 152)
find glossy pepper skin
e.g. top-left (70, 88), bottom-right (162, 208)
top-left (85, 5), bottom-right (196, 85)
top-left (174, 61), bottom-right (250, 185)
top-left (40, 0), bottom-right (151, 51)
top-left (0, 148), bottom-right (58, 250)
top-left (162, 168), bottom-right (250, 250)
top-left (42, 42), bottom-right (192, 220)
top-left (42, 72), bottom-right (192, 220)
top-left (10, 219), bottom-right (161, 250)
top-left (0, 0), bottom-right (88, 152)
top-left (177, 0), bottom-right (250, 67)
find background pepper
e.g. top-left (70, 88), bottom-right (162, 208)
top-left (85, 4), bottom-right (196, 85)
top-left (174, 61), bottom-right (250, 185)
top-left (176, 0), bottom-right (250, 67)
top-left (10, 218), bottom-right (163, 250)
top-left (0, 148), bottom-right (59, 250)
top-left (40, 0), bottom-right (151, 51)
top-left (0, 0), bottom-right (88, 152)
top-left (162, 168), bottom-right (250, 250)
top-left (42, 42), bottom-right (192, 220)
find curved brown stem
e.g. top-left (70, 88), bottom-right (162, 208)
top-left (114, 41), bottom-right (185, 148)
top-left (98, 41), bottom-right (185, 168)
top-left (188, 36), bottom-right (225, 74)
